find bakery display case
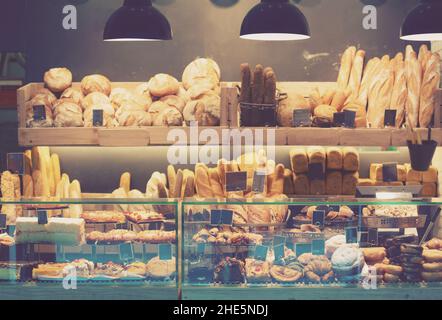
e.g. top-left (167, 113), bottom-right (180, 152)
top-left (0, 197), bottom-right (179, 300)
top-left (181, 198), bottom-right (442, 300)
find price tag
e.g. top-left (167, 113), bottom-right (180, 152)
top-left (7, 153), bottom-right (25, 175)
top-left (308, 162), bottom-right (325, 180)
top-left (293, 109), bottom-right (312, 127)
top-left (345, 227), bottom-right (358, 244)
top-left (220, 210), bottom-right (233, 226)
top-left (7, 225), bottom-right (15, 237)
top-left (359, 231), bottom-right (368, 244)
top-left (382, 163), bottom-right (398, 182)
top-left (33, 105), bottom-right (46, 121)
top-left (295, 243), bottom-right (312, 256)
top-left (254, 245), bottom-right (268, 261)
top-left (312, 239), bottom-right (325, 255)
top-left (93, 109), bottom-right (104, 127)
top-left (368, 228), bottom-right (379, 246)
top-left (384, 109), bottom-right (397, 127)
top-left (333, 112), bottom-right (345, 127)
top-left (252, 170), bottom-right (266, 193)
top-left (273, 243), bottom-right (285, 261)
top-left (119, 243), bottom-right (134, 261)
top-left (344, 110), bottom-right (356, 128)
top-left (210, 209), bottom-right (223, 225)
top-left (286, 241), bottom-right (295, 251)
top-left (37, 210), bottom-right (48, 225)
top-left (312, 210), bottom-right (325, 229)
top-left (0, 214), bottom-right (7, 229)
top-left (197, 243), bottom-right (206, 256)
top-left (273, 235), bottom-right (286, 247)
top-left (159, 243), bottom-right (173, 260)
top-left (225, 171), bottom-right (247, 192)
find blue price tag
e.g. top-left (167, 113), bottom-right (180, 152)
top-left (93, 109), bottom-right (104, 127)
top-left (7, 153), bottom-right (25, 175)
top-left (312, 239), bottom-right (325, 255)
top-left (119, 243), bottom-right (134, 261)
top-left (33, 105), bottom-right (46, 121)
top-left (210, 210), bottom-right (223, 225)
top-left (225, 171), bottom-right (248, 192)
top-left (274, 243), bottom-right (285, 261)
top-left (197, 243), bottom-right (206, 256)
top-left (312, 210), bottom-right (325, 229)
top-left (345, 227), bottom-right (358, 244)
top-left (295, 243), bottom-right (312, 257)
top-left (273, 236), bottom-right (286, 247)
top-left (37, 210), bottom-right (48, 225)
top-left (252, 170), bottom-right (266, 193)
top-left (254, 245), bottom-right (268, 261)
top-left (221, 210), bottom-right (233, 226)
top-left (159, 243), bottom-right (173, 261)
top-left (0, 214), bottom-right (6, 229)
top-left (344, 110), bottom-right (356, 128)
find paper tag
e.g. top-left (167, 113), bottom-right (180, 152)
top-left (312, 210), bottom-right (325, 229)
top-left (33, 105), bottom-right (46, 121)
top-left (344, 110), bottom-right (356, 128)
top-left (254, 245), bottom-right (268, 261)
top-left (308, 162), bottom-right (325, 180)
top-left (273, 235), bottom-right (286, 247)
top-left (159, 243), bottom-right (173, 261)
top-left (7, 153), bottom-right (25, 175)
top-left (345, 227), bottom-right (358, 244)
top-left (37, 210), bottom-right (48, 225)
top-left (312, 239), bottom-right (325, 255)
top-left (382, 163), bottom-right (398, 182)
top-left (333, 112), bottom-right (345, 127)
top-left (273, 243), bottom-right (285, 261)
top-left (0, 214), bottom-right (6, 229)
top-left (93, 109), bottom-right (104, 127)
top-left (225, 171), bottom-right (248, 192)
top-left (359, 231), bottom-right (368, 244)
top-left (295, 243), bottom-right (312, 256)
top-left (119, 243), bottom-right (134, 261)
top-left (210, 209), bottom-right (222, 225)
top-left (221, 210), bottom-right (233, 226)
top-left (368, 228), bottom-right (379, 246)
top-left (384, 110), bottom-right (397, 127)
top-left (252, 171), bottom-right (266, 193)
top-left (197, 243), bottom-right (206, 256)
top-left (293, 109), bottom-right (312, 127)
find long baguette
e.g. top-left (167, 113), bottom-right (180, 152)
top-left (239, 63), bottom-right (252, 103)
top-left (419, 53), bottom-right (441, 128)
top-left (345, 49), bottom-right (366, 105)
top-left (337, 46), bottom-right (356, 90)
top-left (405, 51), bottom-right (422, 128)
top-left (252, 64), bottom-right (265, 104)
top-left (418, 44), bottom-right (429, 72)
top-left (51, 154), bottom-right (61, 190)
top-left (357, 57), bottom-right (381, 108)
top-left (263, 69), bottom-right (277, 105)
top-left (390, 53), bottom-right (408, 128)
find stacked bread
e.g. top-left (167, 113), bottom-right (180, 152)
top-left (240, 64), bottom-right (277, 106)
top-left (335, 44), bottom-right (440, 128)
top-left (358, 163), bottom-right (439, 197)
top-left (422, 238), bottom-right (442, 282)
top-left (0, 171), bottom-right (22, 224)
top-left (289, 146), bottom-right (360, 196)
top-left (182, 58), bottom-right (222, 126)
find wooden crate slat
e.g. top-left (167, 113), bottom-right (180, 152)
top-left (287, 128), bottom-right (340, 146)
top-left (340, 128), bottom-right (391, 147)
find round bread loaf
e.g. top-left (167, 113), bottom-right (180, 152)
top-left (33, 89), bottom-right (57, 104)
top-left (115, 103), bottom-right (152, 127)
top-left (25, 97), bottom-right (54, 128)
top-left (60, 88), bottom-right (84, 109)
top-left (153, 107), bottom-right (183, 126)
top-left (83, 102), bottom-right (116, 128)
top-left (276, 94), bottom-right (310, 127)
top-left (81, 92), bottom-right (112, 111)
top-left (44, 68), bottom-right (73, 93)
top-left (182, 58), bottom-right (221, 90)
top-left (53, 99), bottom-right (83, 127)
top-left (81, 74), bottom-right (112, 96)
top-left (110, 88), bottom-right (151, 111)
top-left (147, 74), bottom-right (179, 97)
top-left (160, 95), bottom-right (186, 113)
top-left (148, 101), bottom-right (170, 122)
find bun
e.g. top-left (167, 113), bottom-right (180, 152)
top-left (115, 103), bottom-right (152, 127)
top-left (182, 58), bottom-right (221, 90)
top-left (25, 96), bottom-right (54, 128)
top-left (183, 95), bottom-right (221, 126)
top-left (81, 74), bottom-right (112, 96)
top-left (148, 101), bottom-right (170, 122)
top-left (81, 92), bottom-right (111, 111)
top-left (153, 106), bottom-right (183, 126)
top-left (147, 74), bottom-right (179, 97)
top-left (83, 103), bottom-right (116, 128)
top-left (53, 99), bottom-right (84, 127)
top-left (60, 88), bottom-right (84, 109)
top-left (160, 95), bottom-right (186, 113)
top-left (44, 68), bottom-right (72, 93)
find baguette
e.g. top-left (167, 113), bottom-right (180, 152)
top-left (337, 46), bottom-right (356, 90)
top-left (51, 154), bottom-right (61, 190)
top-left (23, 174), bottom-right (34, 198)
top-left (331, 90), bottom-right (347, 111)
top-left (345, 49), bottom-right (366, 105)
top-left (239, 63), bottom-right (252, 103)
top-left (418, 44), bottom-right (429, 72)
top-left (119, 172), bottom-right (131, 194)
top-left (195, 164), bottom-right (214, 198)
top-left (322, 89), bottom-right (336, 105)
top-left (173, 169), bottom-right (184, 199)
top-left (252, 64), bottom-right (265, 104)
top-left (357, 57), bottom-right (381, 108)
top-left (405, 51), bottom-right (422, 128)
top-left (24, 150), bottom-right (32, 176)
top-left (419, 53), bottom-right (441, 128)
top-left (208, 168), bottom-right (224, 198)
top-left (390, 53), bottom-right (408, 128)
top-left (167, 165), bottom-right (177, 197)
top-left (263, 69), bottom-right (277, 105)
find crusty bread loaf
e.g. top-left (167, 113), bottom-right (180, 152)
top-left (418, 44), bottom-right (430, 72)
top-left (277, 94), bottom-right (310, 127)
top-left (326, 171), bottom-right (343, 195)
top-left (268, 164), bottom-right (285, 196)
top-left (252, 64), bottom-right (265, 104)
top-left (326, 147), bottom-right (343, 170)
top-left (51, 154), bottom-right (61, 191)
top-left (167, 165), bottom-right (177, 197)
top-left (337, 46), bottom-right (356, 90)
top-left (357, 57), bottom-right (381, 108)
top-left (195, 164), bottom-right (214, 198)
top-left (293, 174), bottom-right (309, 195)
top-left (419, 53), bottom-right (441, 128)
top-left (283, 169), bottom-right (295, 195)
top-left (239, 63), bottom-right (252, 103)
top-left (405, 51), bottom-right (422, 128)
top-left (342, 172), bottom-right (359, 195)
top-left (208, 168), bottom-right (224, 198)
top-left (343, 147), bottom-right (360, 172)
top-left (390, 53), bottom-right (408, 128)
top-left (345, 50), bottom-right (366, 105)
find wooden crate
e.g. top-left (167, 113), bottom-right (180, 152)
top-left (17, 82), bottom-right (230, 146)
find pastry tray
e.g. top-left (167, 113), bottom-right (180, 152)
top-left (361, 215), bottom-right (427, 228)
top-left (292, 216), bottom-right (358, 227)
top-left (86, 240), bottom-right (176, 246)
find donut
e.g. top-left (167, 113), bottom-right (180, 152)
top-left (44, 67), bottom-right (72, 93)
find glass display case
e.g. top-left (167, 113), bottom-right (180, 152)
top-left (181, 198), bottom-right (442, 300)
top-left (0, 198), bottom-right (178, 300)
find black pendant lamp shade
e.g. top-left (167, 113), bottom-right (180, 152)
top-left (240, 0), bottom-right (310, 41)
top-left (104, 0), bottom-right (172, 41)
top-left (401, 0), bottom-right (442, 41)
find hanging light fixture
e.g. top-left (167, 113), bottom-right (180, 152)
top-left (401, 0), bottom-right (442, 41)
top-left (103, 0), bottom-right (172, 41)
top-left (240, 0), bottom-right (310, 41)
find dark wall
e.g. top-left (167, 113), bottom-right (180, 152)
top-left (3, 0), bottom-right (420, 83)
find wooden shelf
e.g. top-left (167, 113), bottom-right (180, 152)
top-left (18, 127), bottom-right (442, 147)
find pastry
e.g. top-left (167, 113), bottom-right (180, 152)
top-left (44, 67), bottom-right (72, 93)
top-left (125, 211), bottom-right (164, 223)
top-left (213, 258), bottom-right (245, 284)
top-left (303, 255), bottom-right (334, 282)
top-left (125, 262), bottom-right (147, 277)
top-left (81, 74), bottom-right (112, 96)
top-left (94, 262), bottom-right (124, 278)
top-left (332, 246), bottom-right (364, 277)
top-left (80, 211), bottom-right (126, 224)
top-left (245, 258), bottom-right (271, 282)
top-left (362, 247), bottom-right (387, 265)
top-left (269, 261), bottom-right (304, 283)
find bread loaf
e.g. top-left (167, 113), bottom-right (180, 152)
top-left (342, 147), bottom-right (359, 172)
top-left (419, 53), bottom-right (441, 128)
top-left (405, 163), bottom-right (423, 182)
top-left (326, 171), bottom-right (343, 195)
top-left (330, 90), bottom-right (347, 111)
top-left (309, 87), bottom-right (323, 111)
top-left (167, 165), bottom-right (177, 197)
top-left (423, 166), bottom-right (438, 183)
top-left (307, 147), bottom-right (326, 166)
top-left (147, 74), bottom-right (179, 97)
top-left (283, 169), bottom-right (295, 195)
top-left (342, 172), bottom-right (359, 195)
top-left (277, 94), bottom-right (310, 127)
top-left (314, 104), bottom-right (337, 120)
top-left (345, 50), bottom-right (366, 104)
top-left (44, 68), bottom-right (72, 93)
top-left (337, 46), bottom-right (356, 90)
top-left (405, 51), bottom-right (422, 128)
top-left (310, 180), bottom-right (326, 195)
top-left (326, 147), bottom-right (343, 170)
top-left (268, 164), bottom-right (285, 196)
top-left (81, 74), bottom-right (112, 96)
top-left (208, 168), bottom-right (224, 198)
top-left (421, 182), bottom-right (437, 197)
top-left (182, 58), bottom-right (221, 90)
top-left (239, 63), bottom-right (252, 103)
top-left (293, 174), bottom-right (309, 195)
top-left (390, 53), bottom-right (408, 128)
top-left (290, 148), bottom-right (308, 173)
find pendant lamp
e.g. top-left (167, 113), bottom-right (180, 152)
top-left (401, 0), bottom-right (442, 41)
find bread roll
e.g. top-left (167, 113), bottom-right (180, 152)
top-left (290, 148), bottom-right (308, 174)
top-left (277, 94), bottom-right (310, 127)
top-left (390, 53), bottom-right (407, 128)
top-left (293, 174), bottom-right (309, 195)
top-left (337, 46), bottom-right (356, 90)
top-left (81, 74), bottom-right (112, 96)
top-left (182, 58), bottom-right (221, 90)
top-left (110, 88), bottom-right (151, 111)
top-left (326, 147), bottom-right (343, 170)
top-left (183, 95), bottom-right (221, 126)
top-left (53, 99), bottom-right (83, 127)
top-left (405, 51), bottom-right (422, 128)
top-left (83, 102), bottom-right (116, 128)
top-left (419, 53), bottom-right (441, 128)
top-left (326, 171), bottom-right (342, 195)
top-left (342, 172), bottom-right (359, 195)
top-left (342, 147), bottom-right (359, 172)
top-left (153, 106), bottom-right (183, 126)
top-left (240, 63), bottom-right (252, 103)
top-left (148, 73), bottom-right (180, 97)
top-left (32, 89), bottom-right (57, 105)
top-left (81, 92), bottom-right (111, 111)
top-left (60, 88), bottom-right (84, 108)
top-left (134, 83), bottom-right (153, 102)
top-left (44, 68), bottom-right (72, 93)
top-left (160, 95), bottom-right (186, 113)
top-left (115, 103), bottom-right (152, 127)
